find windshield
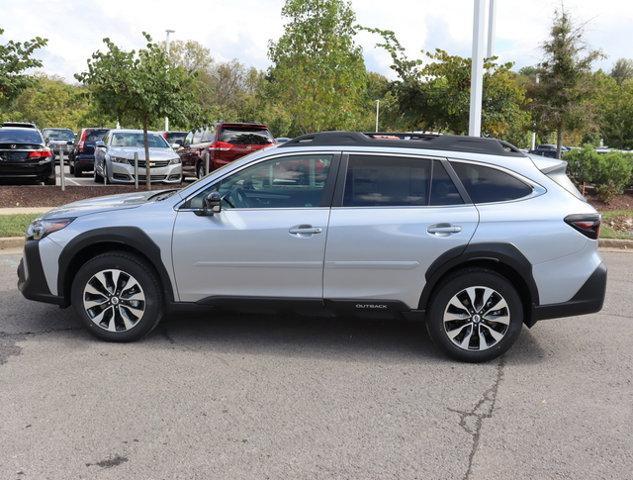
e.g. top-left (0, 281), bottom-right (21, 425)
top-left (110, 132), bottom-right (169, 149)
top-left (0, 129), bottom-right (43, 144)
top-left (166, 132), bottom-right (187, 144)
top-left (219, 127), bottom-right (273, 145)
top-left (43, 129), bottom-right (74, 141)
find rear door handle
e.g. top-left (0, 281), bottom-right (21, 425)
top-left (289, 224), bottom-right (323, 236)
top-left (427, 224), bottom-right (462, 235)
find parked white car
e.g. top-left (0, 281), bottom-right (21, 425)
top-left (93, 129), bottom-right (182, 184)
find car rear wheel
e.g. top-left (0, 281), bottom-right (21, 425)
top-left (71, 251), bottom-right (164, 342)
top-left (73, 166), bottom-right (82, 177)
top-left (426, 268), bottom-right (523, 362)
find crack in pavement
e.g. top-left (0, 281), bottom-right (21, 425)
top-left (448, 357), bottom-right (505, 480)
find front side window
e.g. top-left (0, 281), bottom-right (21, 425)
top-left (187, 154), bottom-right (333, 210)
top-left (451, 161), bottom-right (533, 204)
top-left (183, 131), bottom-right (194, 146)
top-left (192, 129), bottom-right (203, 144)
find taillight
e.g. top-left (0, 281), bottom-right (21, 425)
top-left (209, 141), bottom-right (233, 152)
top-left (565, 214), bottom-right (601, 239)
top-left (27, 149), bottom-right (52, 159)
top-left (78, 130), bottom-right (88, 152)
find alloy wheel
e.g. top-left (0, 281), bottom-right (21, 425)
top-left (82, 269), bottom-right (146, 332)
top-left (443, 286), bottom-right (510, 351)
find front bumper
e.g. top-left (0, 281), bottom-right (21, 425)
top-left (532, 262), bottom-right (607, 322)
top-left (18, 240), bottom-right (65, 306)
top-left (110, 161), bottom-right (182, 184)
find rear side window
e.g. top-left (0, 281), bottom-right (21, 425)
top-left (192, 129), bottom-right (203, 143)
top-left (451, 162), bottom-right (532, 203)
top-left (343, 155), bottom-right (431, 207)
top-left (201, 128), bottom-right (214, 142)
top-left (431, 161), bottom-right (463, 205)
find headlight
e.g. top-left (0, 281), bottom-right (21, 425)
top-left (26, 218), bottom-right (74, 241)
top-left (110, 156), bottom-right (128, 164)
top-left (169, 157), bottom-right (181, 164)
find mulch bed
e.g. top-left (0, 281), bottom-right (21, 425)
top-left (585, 192), bottom-right (633, 211)
top-left (0, 185), bottom-right (186, 208)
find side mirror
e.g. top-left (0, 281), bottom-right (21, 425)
top-left (202, 191), bottom-right (222, 215)
top-left (171, 142), bottom-right (181, 150)
top-left (66, 140), bottom-right (74, 146)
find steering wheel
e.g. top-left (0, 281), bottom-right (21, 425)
top-left (223, 186), bottom-right (248, 208)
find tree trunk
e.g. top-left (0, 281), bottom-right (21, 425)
top-left (556, 126), bottom-right (563, 159)
top-left (143, 120), bottom-right (151, 191)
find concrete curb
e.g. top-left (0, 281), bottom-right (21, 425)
top-left (599, 238), bottom-right (633, 249)
top-left (1, 236), bottom-right (633, 253)
top-left (0, 207), bottom-right (53, 215)
top-left (0, 237), bottom-right (25, 250)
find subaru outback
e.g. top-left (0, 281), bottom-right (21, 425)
top-left (18, 132), bottom-right (606, 362)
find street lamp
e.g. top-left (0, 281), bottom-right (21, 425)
top-left (164, 29), bottom-right (175, 132)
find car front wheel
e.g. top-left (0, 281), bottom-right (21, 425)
top-left (426, 268), bottom-right (523, 362)
top-left (71, 251), bottom-right (164, 342)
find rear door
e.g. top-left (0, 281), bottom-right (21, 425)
top-left (323, 153), bottom-right (479, 310)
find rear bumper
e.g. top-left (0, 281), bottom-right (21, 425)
top-left (72, 155), bottom-right (94, 170)
top-left (532, 262), bottom-right (607, 322)
top-left (17, 240), bottom-right (65, 306)
top-left (0, 160), bottom-right (54, 180)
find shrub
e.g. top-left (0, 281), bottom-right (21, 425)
top-left (564, 146), bottom-right (633, 203)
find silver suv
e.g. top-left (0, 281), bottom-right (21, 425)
top-left (18, 132), bottom-right (606, 362)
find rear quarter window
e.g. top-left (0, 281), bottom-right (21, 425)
top-left (451, 162), bottom-right (533, 203)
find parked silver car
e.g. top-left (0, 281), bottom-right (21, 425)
top-left (18, 132), bottom-right (606, 362)
top-left (42, 128), bottom-right (75, 157)
top-left (93, 129), bottom-right (182, 184)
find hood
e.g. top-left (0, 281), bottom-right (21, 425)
top-left (108, 147), bottom-right (178, 161)
top-left (42, 189), bottom-right (172, 219)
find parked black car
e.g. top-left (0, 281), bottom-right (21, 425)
top-left (68, 127), bottom-right (109, 177)
top-left (0, 126), bottom-right (54, 184)
top-left (42, 128), bottom-right (76, 159)
top-left (529, 144), bottom-right (571, 158)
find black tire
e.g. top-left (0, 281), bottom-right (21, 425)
top-left (93, 164), bottom-right (103, 184)
top-left (69, 164), bottom-right (75, 174)
top-left (73, 166), bottom-right (82, 177)
top-left (196, 162), bottom-right (204, 179)
top-left (103, 164), bottom-right (109, 185)
top-left (43, 175), bottom-right (56, 185)
top-left (71, 251), bottom-right (164, 342)
top-left (425, 268), bottom-right (523, 363)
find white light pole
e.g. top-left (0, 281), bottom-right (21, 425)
top-left (375, 100), bottom-right (380, 133)
top-left (531, 75), bottom-right (539, 150)
top-left (164, 29), bottom-right (175, 132)
top-left (468, 0), bottom-right (487, 137)
top-left (486, 0), bottom-right (496, 59)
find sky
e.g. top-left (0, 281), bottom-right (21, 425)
top-left (2, 0), bottom-right (632, 82)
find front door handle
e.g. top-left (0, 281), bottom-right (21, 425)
top-left (289, 224), bottom-right (323, 236)
top-left (427, 224), bottom-right (462, 236)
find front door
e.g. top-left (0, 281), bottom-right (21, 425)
top-left (324, 153), bottom-right (479, 309)
top-left (172, 152), bottom-right (339, 302)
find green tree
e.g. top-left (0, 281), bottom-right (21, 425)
top-left (365, 28), bottom-right (529, 139)
top-left (268, 0), bottom-right (368, 134)
top-left (0, 27), bottom-right (47, 112)
top-left (76, 33), bottom-right (201, 189)
top-left (7, 74), bottom-right (111, 130)
top-left (598, 78), bottom-right (633, 149)
top-left (529, 9), bottom-right (602, 158)
top-left (610, 58), bottom-right (633, 85)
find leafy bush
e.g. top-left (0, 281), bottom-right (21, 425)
top-left (564, 146), bottom-right (633, 203)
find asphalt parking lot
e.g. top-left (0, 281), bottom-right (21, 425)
top-left (0, 249), bottom-right (631, 479)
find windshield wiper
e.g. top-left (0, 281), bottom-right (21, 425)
top-left (148, 189), bottom-right (179, 201)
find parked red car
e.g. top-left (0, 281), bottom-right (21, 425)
top-left (178, 123), bottom-right (275, 178)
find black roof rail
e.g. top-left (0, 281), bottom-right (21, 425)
top-left (278, 131), bottom-right (525, 157)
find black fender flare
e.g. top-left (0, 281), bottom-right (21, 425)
top-left (57, 226), bottom-right (175, 305)
top-left (418, 242), bottom-right (540, 324)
